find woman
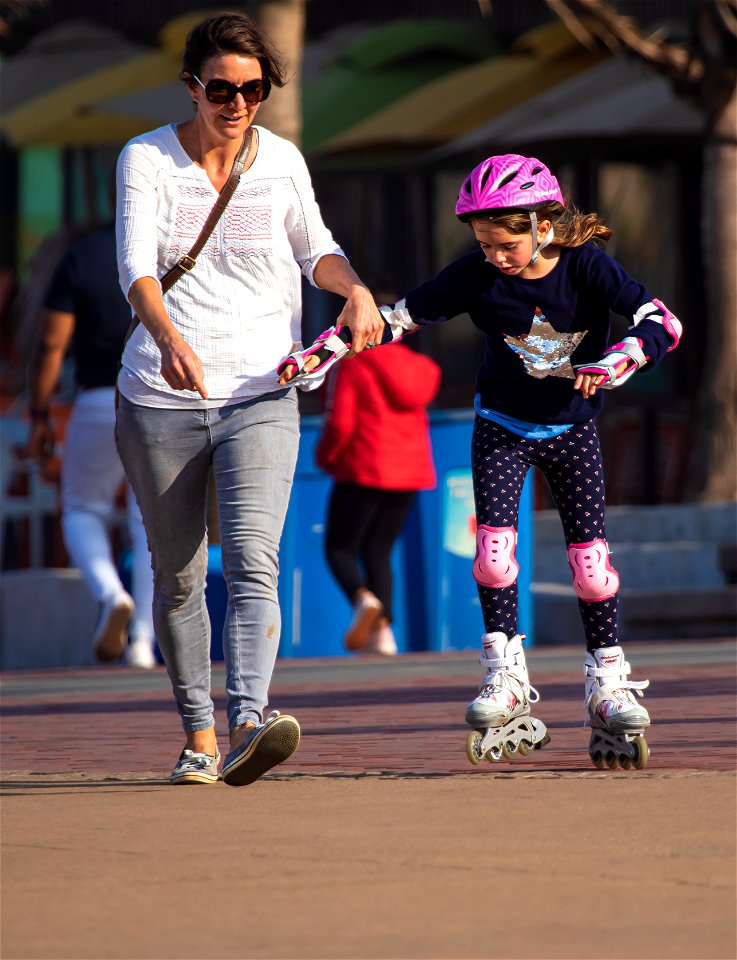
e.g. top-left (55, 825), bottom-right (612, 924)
top-left (115, 12), bottom-right (383, 786)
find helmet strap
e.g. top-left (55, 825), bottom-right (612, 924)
top-left (529, 211), bottom-right (555, 264)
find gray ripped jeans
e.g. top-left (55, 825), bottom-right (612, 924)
top-left (116, 389), bottom-right (299, 732)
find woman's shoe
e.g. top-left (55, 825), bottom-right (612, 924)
top-left (221, 712), bottom-right (300, 787)
top-left (170, 749), bottom-right (220, 785)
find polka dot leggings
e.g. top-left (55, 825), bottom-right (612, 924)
top-left (472, 416), bottom-right (618, 650)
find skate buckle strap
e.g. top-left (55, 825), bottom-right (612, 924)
top-left (583, 658), bottom-right (650, 709)
top-left (479, 654), bottom-right (540, 704)
top-left (479, 654), bottom-right (505, 670)
top-left (584, 658), bottom-right (649, 689)
top-left (585, 658), bottom-right (633, 680)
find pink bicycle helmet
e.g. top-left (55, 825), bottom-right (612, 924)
top-left (455, 154), bottom-right (564, 222)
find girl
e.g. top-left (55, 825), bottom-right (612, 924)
top-left (278, 154), bottom-right (681, 769)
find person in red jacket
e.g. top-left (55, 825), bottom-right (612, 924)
top-left (316, 339), bottom-right (441, 654)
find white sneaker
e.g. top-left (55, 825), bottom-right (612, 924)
top-left (343, 592), bottom-right (383, 651)
top-left (93, 592), bottom-right (134, 662)
top-left (364, 625), bottom-right (398, 656)
top-left (125, 637), bottom-right (157, 669)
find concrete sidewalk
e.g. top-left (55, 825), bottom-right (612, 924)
top-left (2, 639), bottom-right (736, 959)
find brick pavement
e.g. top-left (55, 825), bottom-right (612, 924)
top-left (1, 640), bottom-right (735, 960)
top-left (1, 639), bottom-right (735, 779)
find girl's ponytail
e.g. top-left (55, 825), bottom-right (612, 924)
top-left (553, 205), bottom-right (612, 247)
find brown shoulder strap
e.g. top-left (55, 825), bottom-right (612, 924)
top-left (160, 127), bottom-right (254, 293)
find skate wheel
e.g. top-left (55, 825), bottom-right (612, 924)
top-left (487, 744), bottom-right (504, 762)
top-left (591, 751), bottom-right (607, 770)
top-left (502, 740), bottom-right (517, 760)
top-left (466, 731), bottom-right (485, 765)
top-left (517, 740), bottom-right (533, 756)
top-left (632, 735), bottom-right (649, 770)
top-left (605, 750), bottom-right (618, 770)
top-left (619, 754), bottom-right (633, 770)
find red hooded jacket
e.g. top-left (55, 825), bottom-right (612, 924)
top-left (315, 342), bottom-right (441, 490)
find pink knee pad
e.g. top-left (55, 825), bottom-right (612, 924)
top-left (472, 525), bottom-right (519, 589)
top-left (568, 539), bottom-right (620, 601)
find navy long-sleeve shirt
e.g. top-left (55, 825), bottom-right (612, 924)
top-left (403, 243), bottom-right (674, 425)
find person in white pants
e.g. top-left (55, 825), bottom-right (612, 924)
top-left (28, 221), bottom-right (156, 667)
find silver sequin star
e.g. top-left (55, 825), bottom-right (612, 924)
top-left (504, 308), bottom-right (587, 379)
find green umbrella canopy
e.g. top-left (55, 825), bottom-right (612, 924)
top-left (302, 19), bottom-right (497, 155)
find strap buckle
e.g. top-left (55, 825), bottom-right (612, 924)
top-left (178, 254), bottom-right (197, 272)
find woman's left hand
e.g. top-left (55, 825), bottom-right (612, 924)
top-left (334, 285), bottom-right (384, 354)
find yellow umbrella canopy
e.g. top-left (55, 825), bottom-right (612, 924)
top-left (0, 20), bottom-right (145, 114)
top-left (0, 11), bottom-right (206, 148)
top-left (313, 21), bottom-right (610, 157)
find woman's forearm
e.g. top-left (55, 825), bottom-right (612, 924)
top-left (126, 276), bottom-right (208, 398)
top-left (127, 277), bottom-right (179, 349)
top-left (312, 255), bottom-right (384, 352)
top-left (312, 254), bottom-right (369, 299)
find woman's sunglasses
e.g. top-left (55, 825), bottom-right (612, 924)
top-left (192, 74), bottom-right (271, 105)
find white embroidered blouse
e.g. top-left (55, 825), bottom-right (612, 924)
top-left (115, 123), bottom-right (345, 407)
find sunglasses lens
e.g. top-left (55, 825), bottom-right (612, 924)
top-left (205, 81), bottom-right (235, 104)
top-left (205, 79), bottom-right (270, 104)
top-left (240, 80), bottom-right (269, 103)
top-left (252, 77), bottom-right (271, 103)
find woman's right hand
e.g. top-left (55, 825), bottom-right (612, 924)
top-left (128, 277), bottom-right (208, 399)
top-left (157, 330), bottom-right (208, 399)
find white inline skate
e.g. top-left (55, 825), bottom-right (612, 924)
top-left (584, 646), bottom-right (650, 770)
top-left (465, 632), bottom-right (550, 765)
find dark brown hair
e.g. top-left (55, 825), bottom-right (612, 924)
top-left (470, 201), bottom-right (612, 248)
top-left (181, 13), bottom-right (286, 87)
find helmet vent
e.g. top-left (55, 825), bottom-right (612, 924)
top-left (480, 165), bottom-right (495, 191)
top-left (463, 178), bottom-right (472, 195)
top-left (496, 170), bottom-right (519, 190)
top-left (531, 166), bottom-right (543, 175)
top-left (520, 181), bottom-right (535, 190)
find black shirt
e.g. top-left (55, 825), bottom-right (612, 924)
top-left (43, 223), bottom-right (132, 390)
